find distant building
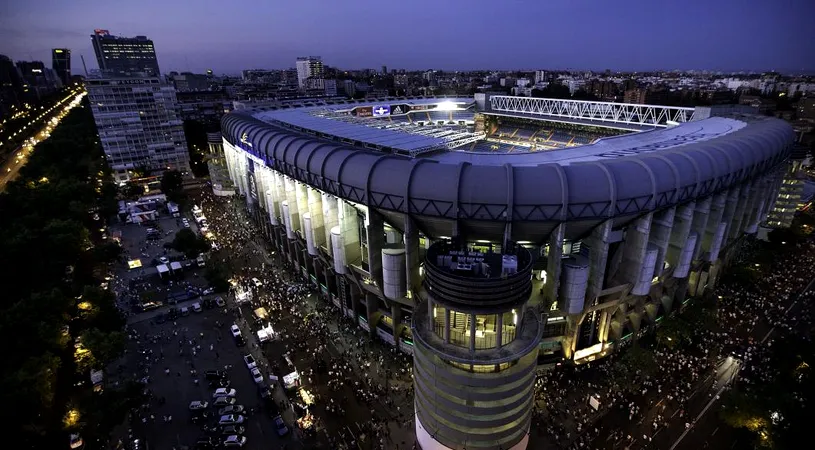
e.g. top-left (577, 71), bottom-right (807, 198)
top-left (0, 54), bottom-right (24, 119)
top-left (296, 56), bottom-right (323, 88)
top-left (623, 88), bottom-right (647, 104)
top-left (207, 131), bottom-right (235, 197)
top-left (173, 72), bottom-right (210, 92)
top-left (86, 77), bottom-right (190, 183)
top-left (342, 79), bottom-right (356, 97)
top-left (15, 60), bottom-right (60, 99)
top-left (534, 70), bottom-right (547, 84)
top-left (91, 29), bottom-right (160, 76)
top-left (324, 79), bottom-right (338, 97)
top-left (52, 48), bottom-right (71, 86)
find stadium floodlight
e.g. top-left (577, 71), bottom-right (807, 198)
top-left (435, 101), bottom-right (459, 111)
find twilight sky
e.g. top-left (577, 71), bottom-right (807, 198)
top-left (1, 0), bottom-right (813, 75)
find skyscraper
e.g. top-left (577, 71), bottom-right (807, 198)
top-left (86, 77), bottom-right (190, 182)
top-left (52, 48), bottom-right (71, 86)
top-left (91, 29), bottom-right (160, 76)
top-left (85, 30), bottom-right (188, 183)
top-left (295, 56), bottom-right (323, 88)
top-left (0, 54), bottom-right (24, 120)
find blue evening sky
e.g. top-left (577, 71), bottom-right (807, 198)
top-left (1, 0), bottom-right (813, 74)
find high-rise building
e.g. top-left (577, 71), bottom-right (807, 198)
top-left (0, 54), bottom-right (25, 119)
top-left (86, 77), bottom-right (190, 182)
top-left (295, 56), bottom-right (323, 88)
top-left (91, 29), bottom-right (160, 77)
top-left (52, 48), bottom-right (71, 86)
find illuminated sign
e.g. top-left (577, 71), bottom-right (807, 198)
top-left (410, 104), bottom-right (432, 111)
top-left (54, 49), bottom-right (63, 54)
top-left (389, 104), bottom-right (411, 116)
top-left (94, 29), bottom-right (110, 36)
top-left (372, 105), bottom-right (390, 117)
top-left (240, 132), bottom-right (253, 147)
top-left (353, 106), bottom-right (373, 117)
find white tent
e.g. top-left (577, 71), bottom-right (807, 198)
top-left (170, 261), bottom-right (183, 272)
top-left (156, 264), bottom-right (170, 277)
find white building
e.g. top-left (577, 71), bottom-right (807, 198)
top-left (296, 56), bottom-right (323, 88)
top-left (86, 77), bottom-right (190, 183)
top-left (534, 70), bottom-right (547, 84)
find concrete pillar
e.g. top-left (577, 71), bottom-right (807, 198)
top-left (295, 183), bottom-right (309, 236)
top-left (391, 303), bottom-right (403, 348)
top-left (265, 172), bottom-right (283, 226)
top-left (303, 213), bottom-right (316, 256)
top-left (322, 194), bottom-right (339, 257)
top-left (720, 187), bottom-right (741, 246)
top-left (365, 294), bottom-right (378, 337)
top-left (545, 224), bottom-right (565, 308)
top-left (585, 220), bottom-right (612, 302)
top-left (728, 184), bottom-right (751, 242)
top-left (649, 207), bottom-right (675, 279)
top-left (366, 210), bottom-right (385, 288)
top-left (666, 202), bottom-right (694, 270)
top-left (382, 247), bottom-right (407, 300)
top-left (688, 197), bottom-right (710, 260)
top-left (307, 188), bottom-right (325, 254)
top-left (283, 178), bottom-right (300, 237)
top-left (701, 193), bottom-right (725, 257)
top-left (330, 226), bottom-right (346, 274)
top-left (404, 217), bottom-right (422, 296)
top-left (618, 213), bottom-right (653, 293)
top-left (339, 201), bottom-right (361, 267)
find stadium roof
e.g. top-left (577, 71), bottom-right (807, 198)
top-left (222, 98), bottom-right (795, 239)
top-left (253, 98), bottom-right (474, 155)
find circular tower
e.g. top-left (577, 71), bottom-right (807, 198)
top-left (412, 241), bottom-right (542, 450)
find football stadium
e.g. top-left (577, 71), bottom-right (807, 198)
top-left (220, 94), bottom-right (795, 450)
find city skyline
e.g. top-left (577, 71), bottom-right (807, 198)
top-left (1, 0), bottom-right (814, 75)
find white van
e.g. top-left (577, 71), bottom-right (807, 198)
top-left (192, 302), bottom-right (202, 313)
top-left (181, 306), bottom-right (190, 316)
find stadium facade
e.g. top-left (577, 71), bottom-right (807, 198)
top-left (220, 95), bottom-right (795, 450)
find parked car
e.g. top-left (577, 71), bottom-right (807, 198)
top-left (273, 415), bottom-right (289, 436)
top-left (243, 354), bottom-right (256, 369)
top-left (218, 414), bottom-right (245, 426)
top-left (215, 297), bottom-right (226, 307)
top-left (230, 325), bottom-right (242, 338)
top-left (250, 368), bottom-right (264, 384)
top-left (251, 278), bottom-right (262, 287)
top-left (212, 396), bottom-right (236, 407)
top-left (212, 388), bottom-right (236, 399)
top-left (218, 405), bottom-right (245, 416)
top-left (223, 435), bottom-right (247, 447)
top-left (188, 400), bottom-right (209, 411)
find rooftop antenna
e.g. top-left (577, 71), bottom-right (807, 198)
top-left (80, 54), bottom-right (89, 76)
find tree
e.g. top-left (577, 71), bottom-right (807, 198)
top-left (77, 328), bottom-right (126, 372)
top-left (205, 261), bottom-right (232, 293)
top-left (160, 169), bottom-right (184, 202)
top-left (119, 181), bottom-right (143, 199)
top-left (170, 228), bottom-right (210, 258)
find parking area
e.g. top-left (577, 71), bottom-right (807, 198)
top-left (124, 305), bottom-right (289, 450)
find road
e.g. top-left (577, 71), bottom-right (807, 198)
top-left (0, 90), bottom-right (85, 191)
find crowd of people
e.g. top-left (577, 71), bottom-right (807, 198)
top-left (109, 182), bottom-right (815, 450)
top-left (530, 236), bottom-right (815, 449)
top-left (198, 192), bottom-right (418, 449)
